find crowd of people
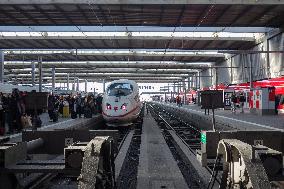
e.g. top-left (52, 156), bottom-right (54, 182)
top-left (230, 92), bottom-right (246, 113)
top-left (47, 93), bottom-right (103, 121)
top-left (0, 88), bottom-right (103, 135)
top-left (0, 89), bottom-right (26, 135)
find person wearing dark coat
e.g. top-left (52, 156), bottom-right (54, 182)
top-left (9, 89), bottom-right (25, 132)
top-left (48, 94), bottom-right (56, 122)
top-left (96, 95), bottom-right (103, 113)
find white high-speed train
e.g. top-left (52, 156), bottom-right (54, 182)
top-left (102, 79), bottom-right (142, 126)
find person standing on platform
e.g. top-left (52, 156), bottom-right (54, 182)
top-left (9, 89), bottom-right (25, 132)
top-left (239, 93), bottom-right (246, 113)
top-left (96, 94), bottom-right (103, 113)
top-left (231, 92), bottom-right (237, 113)
top-left (275, 94), bottom-right (281, 115)
top-left (176, 95), bottom-right (181, 107)
top-left (48, 94), bottom-right (56, 122)
top-left (76, 94), bottom-right (84, 118)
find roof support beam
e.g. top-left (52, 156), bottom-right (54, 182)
top-left (0, 0), bottom-right (283, 5)
top-left (5, 68), bottom-right (199, 74)
top-left (6, 73), bottom-right (190, 78)
top-left (4, 61), bottom-right (213, 69)
top-left (0, 32), bottom-right (256, 41)
top-left (0, 26), bottom-right (271, 33)
top-left (3, 49), bottom-right (226, 58)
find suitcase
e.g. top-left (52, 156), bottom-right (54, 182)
top-left (71, 111), bottom-right (77, 119)
top-left (53, 111), bottom-right (59, 122)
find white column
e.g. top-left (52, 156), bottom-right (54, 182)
top-left (72, 78), bottom-right (75, 92)
top-left (103, 79), bottom-right (106, 93)
top-left (31, 62), bottom-right (35, 86)
top-left (38, 56), bottom-right (42, 92)
top-left (0, 51), bottom-right (4, 83)
top-left (85, 79), bottom-right (88, 92)
top-left (67, 73), bottom-right (69, 92)
top-left (52, 67), bottom-right (55, 93)
top-left (76, 77), bottom-right (79, 92)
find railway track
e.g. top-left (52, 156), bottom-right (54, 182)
top-left (26, 107), bottom-right (145, 189)
top-left (148, 103), bottom-right (221, 189)
top-left (20, 123), bottom-right (132, 189)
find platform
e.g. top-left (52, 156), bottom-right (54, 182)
top-left (7, 114), bottom-right (102, 142)
top-left (163, 102), bottom-right (284, 131)
top-left (137, 112), bottom-right (188, 189)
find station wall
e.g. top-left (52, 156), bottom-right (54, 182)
top-left (201, 32), bottom-right (284, 88)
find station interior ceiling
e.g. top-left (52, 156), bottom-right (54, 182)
top-left (0, 1), bottom-right (283, 86)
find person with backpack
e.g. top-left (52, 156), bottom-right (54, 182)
top-left (231, 92), bottom-right (237, 113)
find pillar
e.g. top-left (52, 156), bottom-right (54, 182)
top-left (0, 50), bottom-right (4, 83)
top-left (31, 62), bottom-right (35, 86)
top-left (52, 67), bottom-right (55, 93)
top-left (76, 77), bottom-right (79, 92)
top-left (187, 76), bottom-right (190, 90)
top-left (210, 67), bottom-right (213, 87)
top-left (72, 78), bottom-right (75, 92)
top-left (103, 79), bottom-right (106, 93)
top-left (85, 79), bottom-right (88, 93)
top-left (189, 76), bottom-right (193, 90)
top-left (195, 74), bottom-right (198, 89)
top-left (182, 78), bottom-right (186, 93)
top-left (230, 57), bottom-right (233, 83)
top-left (215, 68), bottom-right (218, 90)
top-left (266, 39), bottom-right (271, 79)
top-left (249, 55), bottom-right (253, 89)
top-left (38, 56), bottom-right (42, 92)
top-left (198, 72), bottom-right (201, 89)
top-left (67, 73), bottom-right (69, 92)
top-left (182, 78), bottom-right (186, 104)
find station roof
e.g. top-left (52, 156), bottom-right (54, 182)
top-left (1, 1), bottom-right (283, 83)
top-left (0, 3), bottom-right (283, 27)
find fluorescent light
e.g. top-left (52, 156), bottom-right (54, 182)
top-left (0, 31), bottom-right (258, 41)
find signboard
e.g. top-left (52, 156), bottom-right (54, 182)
top-left (200, 90), bottom-right (224, 109)
top-left (201, 132), bottom-right (206, 144)
top-left (224, 91), bottom-right (233, 110)
top-left (25, 92), bottom-right (48, 110)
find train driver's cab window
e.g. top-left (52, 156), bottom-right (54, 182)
top-left (107, 83), bottom-right (133, 96)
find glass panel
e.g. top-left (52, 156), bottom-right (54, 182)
top-left (107, 83), bottom-right (133, 96)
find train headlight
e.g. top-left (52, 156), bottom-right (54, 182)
top-left (106, 104), bottom-right (112, 110)
top-left (121, 104), bottom-right (127, 110)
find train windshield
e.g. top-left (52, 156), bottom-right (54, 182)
top-left (107, 83), bottom-right (133, 96)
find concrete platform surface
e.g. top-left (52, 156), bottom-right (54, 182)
top-left (165, 103), bottom-right (284, 131)
top-left (137, 112), bottom-right (188, 189)
top-left (7, 114), bottom-right (100, 142)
